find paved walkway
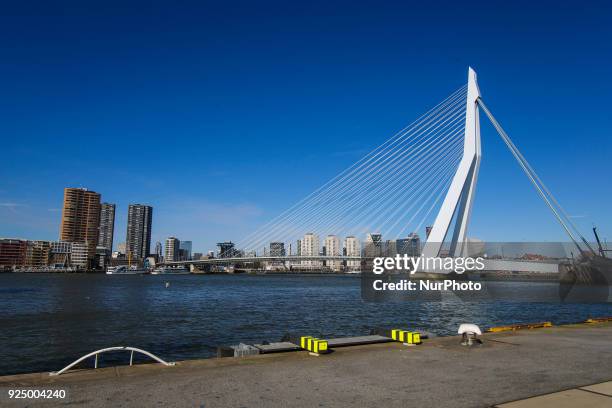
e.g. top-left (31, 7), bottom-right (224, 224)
top-left (496, 380), bottom-right (612, 407)
top-left (1, 322), bottom-right (611, 407)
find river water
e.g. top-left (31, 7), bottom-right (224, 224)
top-left (1, 273), bottom-right (611, 375)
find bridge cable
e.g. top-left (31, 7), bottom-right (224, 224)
top-left (236, 85), bottom-right (467, 249)
top-left (477, 97), bottom-right (594, 255)
top-left (239, 88), bottom-right (467, 250)
top-left (238, 86), bottom-right (466, 254)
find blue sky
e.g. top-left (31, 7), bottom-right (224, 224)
top-left (1, 1), bottom-right (611, 252)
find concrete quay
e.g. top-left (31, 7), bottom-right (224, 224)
top-left (1, 322), bottom-right (611, 407)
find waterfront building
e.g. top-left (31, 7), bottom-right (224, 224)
top-left (70, 242), bottom-right (89, 268)
top-left (60, 188), bottom-right (101, 266)
top-left (207, 250), bottom-right (215, 258)
top-left (296, 240), bottom-right (302, 256)
top-left (96, 246), bottom-right (111, 269)
top-left (126, 204), bottom-right (153, 262)
top-left (50, 241), bottom-right (72, 267)
top-left (217, 242), bottom-right (236, 258)
top-left (0, 239), bottom-right (85, 269)
top-left (408, 232), bottom-right (421, 255)
top-left (155, 241), bottom-right (163, 260)
top-left (98, 203), bottom-right (116, 251)
top-left (180, 241), bottom-right (192, 260)
top-left (0, 238), bottom-right (27, 269)
top-left (178, 248), bottom-right (189, 261)
top-left (0, 240), bottom-right (93, 269)
top-left (269, 242), bottom-right (286, 257)
top-left (25, 240), bottom-right (51, 267)
top-left (268, 242), bottom-right (286, 269)
top-left (364, 233), bottom-right (383, 257)
top-left (396, 238), bottom-right (409, 255)
top-left (344, 236), bottom-right (361, 270)
top-left (397, 232), bottom-right (421, 257)
top-left (165, 237), bottom-right (180, 262)
top-left (192, 252), bottom-right (203, 260)
top-left (51, 241), bottom-right (72, 253)
top-left (385, 240), bottom-right (397, 257)
top-left (300, 233), bottom-right (321, 267)
top-left (324, 235), bottom-right (341, 271)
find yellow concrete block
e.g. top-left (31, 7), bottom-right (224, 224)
top-left (313, 340), bottom-right (328, 354)
top-left (391, 329), bottom-right (401, 341)
top-left (300, 336), bottom-right (313, 349)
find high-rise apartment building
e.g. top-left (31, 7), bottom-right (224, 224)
top-left (344, 236), bottom-right (361, 270)
top-left (300, 233), bottom-right (321, 267)
top-left (324, 235), bottom-right (341, 271)
top-left (165, 237), bottom-right (180, 262)
top-left (126, 204), bottom-right (153, 261)
top-left (98, 203), bottom-right (116, 251)
top-left (60, 188), bottom-right (101, 265)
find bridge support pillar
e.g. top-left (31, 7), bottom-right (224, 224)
top-left (423, 67), bottom-right (481, 258)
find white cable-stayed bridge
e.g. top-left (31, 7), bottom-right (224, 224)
top-left (165, 68), bottom-right (598, 272)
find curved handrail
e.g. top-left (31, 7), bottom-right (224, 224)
top-left (49, 346), bottom-right (175, 376)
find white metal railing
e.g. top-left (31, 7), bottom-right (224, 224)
top-left (49, 346), bottom-right (175, 376)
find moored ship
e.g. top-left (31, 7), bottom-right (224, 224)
top-left (106, 265), bottom-right (149, 275)
top-left (151, 266), bottom-right (190, 274)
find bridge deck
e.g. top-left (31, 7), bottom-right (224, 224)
top-left (167, 256), bottom-right (562, 273)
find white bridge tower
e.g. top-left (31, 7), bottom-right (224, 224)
top-left (422, 67), bottom-right (481, 257)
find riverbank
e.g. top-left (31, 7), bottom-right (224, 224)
top-left (4, 269), bottom-right (563, 282)
top-left (1, 321), bottom-right (611, 407)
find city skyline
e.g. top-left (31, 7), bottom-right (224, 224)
top-left (1, 3), bottom-right (611, 252)
top-left (0, 182), bottom-right (431, 266)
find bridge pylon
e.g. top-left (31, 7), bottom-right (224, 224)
top-left (422, 67), bottom-right (481, 258)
